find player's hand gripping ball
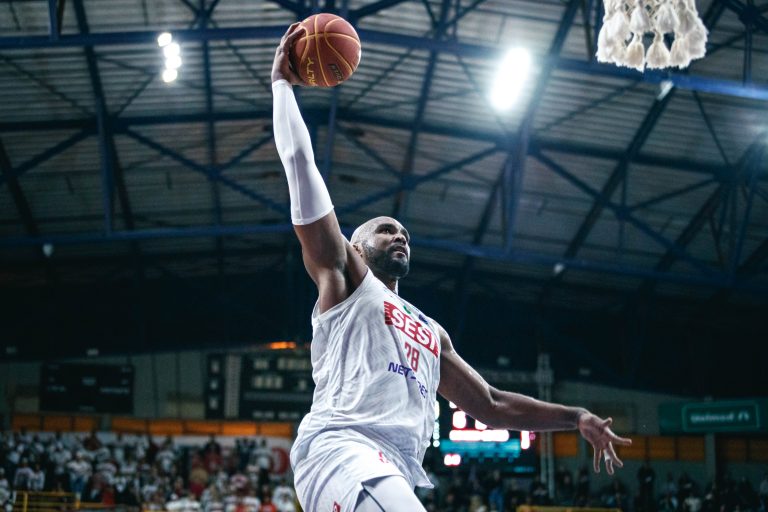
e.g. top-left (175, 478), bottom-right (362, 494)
top-left (289, 13), bottom-right (361, 87)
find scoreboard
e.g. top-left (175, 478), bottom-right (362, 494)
top-left (435, 396), bottom-right (538, 473)
top-left (205, 347), bottom-right (314, 421)
top-left (40, 363), bottom-right (134, 414)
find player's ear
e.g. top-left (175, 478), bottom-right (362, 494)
top-left (352, 242), bottom-right (364, 258)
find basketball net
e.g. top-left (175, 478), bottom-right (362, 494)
top-left (596, 0), bottom-right (708, 71)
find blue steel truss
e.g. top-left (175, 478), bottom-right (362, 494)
top-left (0, 0), bottom-right (767, 302)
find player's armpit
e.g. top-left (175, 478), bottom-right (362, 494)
top-left (299, 232), bottom-right (368, 313)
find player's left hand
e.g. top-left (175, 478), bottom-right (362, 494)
top-left (577, 412), bottom-right (632, 475)
top-left (272, 23), bottom-right (305, 85)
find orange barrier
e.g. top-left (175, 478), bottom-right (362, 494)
top-left (518, 506), bottom-right (622, 512)
top-left (12, 413), bottom-right (293, 440)
top-left (12, 491), bottom-right (79, 512)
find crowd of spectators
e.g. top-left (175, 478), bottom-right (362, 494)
top-left (412, 458), bottom-right (768, 512)
top-left (2, 430), bottom-right (766, 512)
top-left (0, 430), bottom-right (296, 512)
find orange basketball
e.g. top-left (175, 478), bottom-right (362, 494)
top-left (289, 13), bottom-right (361, 87)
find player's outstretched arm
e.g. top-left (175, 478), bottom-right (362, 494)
top-left (437, 326), bottom-right (632, 474)
top-left (271, 25), bottom-right (366, 310)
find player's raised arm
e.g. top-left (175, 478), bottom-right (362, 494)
top-left (436, 325), bottom-right (632, 475)
top-left (271, 25), bottom-right (366, 308)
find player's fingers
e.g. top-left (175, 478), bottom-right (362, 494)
top-left (605, 457), bottom-right (614, 475)
top-left (593, 447), bottom-right (601, 473)
top-left (606, 443), bottom-right (624, 468)
top-left (286, 25), bottom-right (305, 45)
top-left (610, 433), bottom-right (633, 446)
top-left (602, 417), bottom-right (613, 428)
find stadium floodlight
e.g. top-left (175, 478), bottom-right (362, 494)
top-left (162, 68), bottom-right (178, 83)
top-left (163, 42), bottom-right (181, 59)
top-left (489, 47), bottom-right (531, 112)
top-left (157, 32), bottom-right (173, 47)
top-left (165, 55), bottom-right (182, 70)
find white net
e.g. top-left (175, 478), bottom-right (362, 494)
top-left (596, 0), bottom-right (708, 71)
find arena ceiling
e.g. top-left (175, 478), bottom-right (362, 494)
top-left (0, 0), bottom-right (766, 397)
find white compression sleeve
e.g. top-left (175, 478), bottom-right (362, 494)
top-left (272, 79), bottom-right (334, 225)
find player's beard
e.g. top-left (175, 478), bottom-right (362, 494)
top-left (363, 242), bottom-right (409, 279)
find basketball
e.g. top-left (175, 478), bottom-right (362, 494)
top-left (289, 13), bottom-right (361, 87)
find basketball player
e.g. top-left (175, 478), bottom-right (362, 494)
top-left (272, 24), bottom-right (632, 512)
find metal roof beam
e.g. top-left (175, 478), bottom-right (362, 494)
top-left (534, 150), bottom-right (718, 277)
top-left (636, 137), bottom-right (766, 294)
top-left (123, 128), bottom-right (289, 216)
top-left (721, 0), bottom-right (768, 34)
top-left (0, 128), bottom-right (93, 188)
top-left (337, 145), bottom-right (498, 215)
top-left (3, 223), bottom-right (768, 295)
top-left (0, 111), bottom-right (733, 179)
top-left (0, 139), bottom-right (39, 236)
top-left (452, 164), bottom-right (505, 344)
top-left (350, 0), bottom-right (412, 21)
top-left (503, 0), bottom-right (580, 251)
top-left (72, 0), bottom-right (140, 236)
top-left (563, 90), bottom-right (676, 260)
top-left (392, 0), bottom-right (451, 219)
top-left (553, 0), bottom-right (727, 268)
top-left (1, 26), bottom-right (767, 100)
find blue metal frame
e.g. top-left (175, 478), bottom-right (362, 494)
top-left (123, 128), bottom-right (288, 215)
top-left (534, 151), bottom-right (718, 277)
top-left (0, 139), bottom-right (39, 236)
top-left (392, 0), bottom-right (451, 219)
top-left (1, 0), bottom-right (766, 300)
top-left (1, 26), bottom-right (767, 100)
top-left (3, 223), bottom-right (767, 295)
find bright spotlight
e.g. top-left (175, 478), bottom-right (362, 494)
top-left (165, 55), bottom-right (182, 70)
top-left (157, 32), bottom-right (173, 47)
top-left (163, 42), bottom-right (181, 59)
top-left (489, 47), bottom-right (531, 111)
top-left (162, 68), bottom-right (178, 83)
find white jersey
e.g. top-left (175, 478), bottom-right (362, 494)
top-left (291, 269), bottom-right (441, 489)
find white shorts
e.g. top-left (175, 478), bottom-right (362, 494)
top-left (293, 430), bottom-right (415, 511)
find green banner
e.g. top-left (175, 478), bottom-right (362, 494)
top-left (660, 399), bottom-right (768, 434)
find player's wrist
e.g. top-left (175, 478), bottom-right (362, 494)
top-left (573, 407), bottom-right (590, 429)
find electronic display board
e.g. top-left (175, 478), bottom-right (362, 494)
top-left (40, 363), bottom-right (134, 414)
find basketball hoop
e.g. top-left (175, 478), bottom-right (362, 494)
top-left (596, 0), bottom-right (708, 71)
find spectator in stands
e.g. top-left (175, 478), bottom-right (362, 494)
top-left (759, 473), bottom-right (768, 512)
top-left (83, 430), bottom-right (102, 452)
top-left (258, 490), bottom-right (278, 512)
top-left (204, 435), bottom-right (221, 456)
top-left (188, 453), bottom-right (210, 499)
top-left (29, 462), bottom-right (45, 492)
top-left (530, 475), bottom-right (551, 505)
top-left (271, 479), bottom-right (296, 512)
top-left (637, 459), bottom-right (657, 512)
top-left (679, 472), bottom-right (695, 503)
top-left (575, 466), bottom-right (591, 506)
top-left (555, 465), bottom-right (575, 505)
top-left (253, 439), bottom-right (271, 487)
top-left (737, 476), bottom-right (759, 511)
top-left (602, 479), bottom-right (629, 510)
top-left (702, 482), bottom-right (720, 512)
top-left (665, 472), bottom-right (679, 499)
top-left (683, 488), bottom-right (702, 512)
top-left (202, 482), bottom-right (225, 512)
top-left (13, 458), bottom-right (34, 490)
top-left (659, 490), bottom-right (679, 512)
top-left (49, 442), bottom-right (71, 489)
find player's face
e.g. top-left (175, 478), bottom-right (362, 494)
top-left (361, 218), bottom-right (410, 279)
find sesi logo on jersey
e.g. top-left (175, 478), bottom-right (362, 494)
top-left (383, 301), bottom-right (439, 357)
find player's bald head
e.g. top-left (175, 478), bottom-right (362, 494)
top-left (351, 216), bottom-right (402, 246)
